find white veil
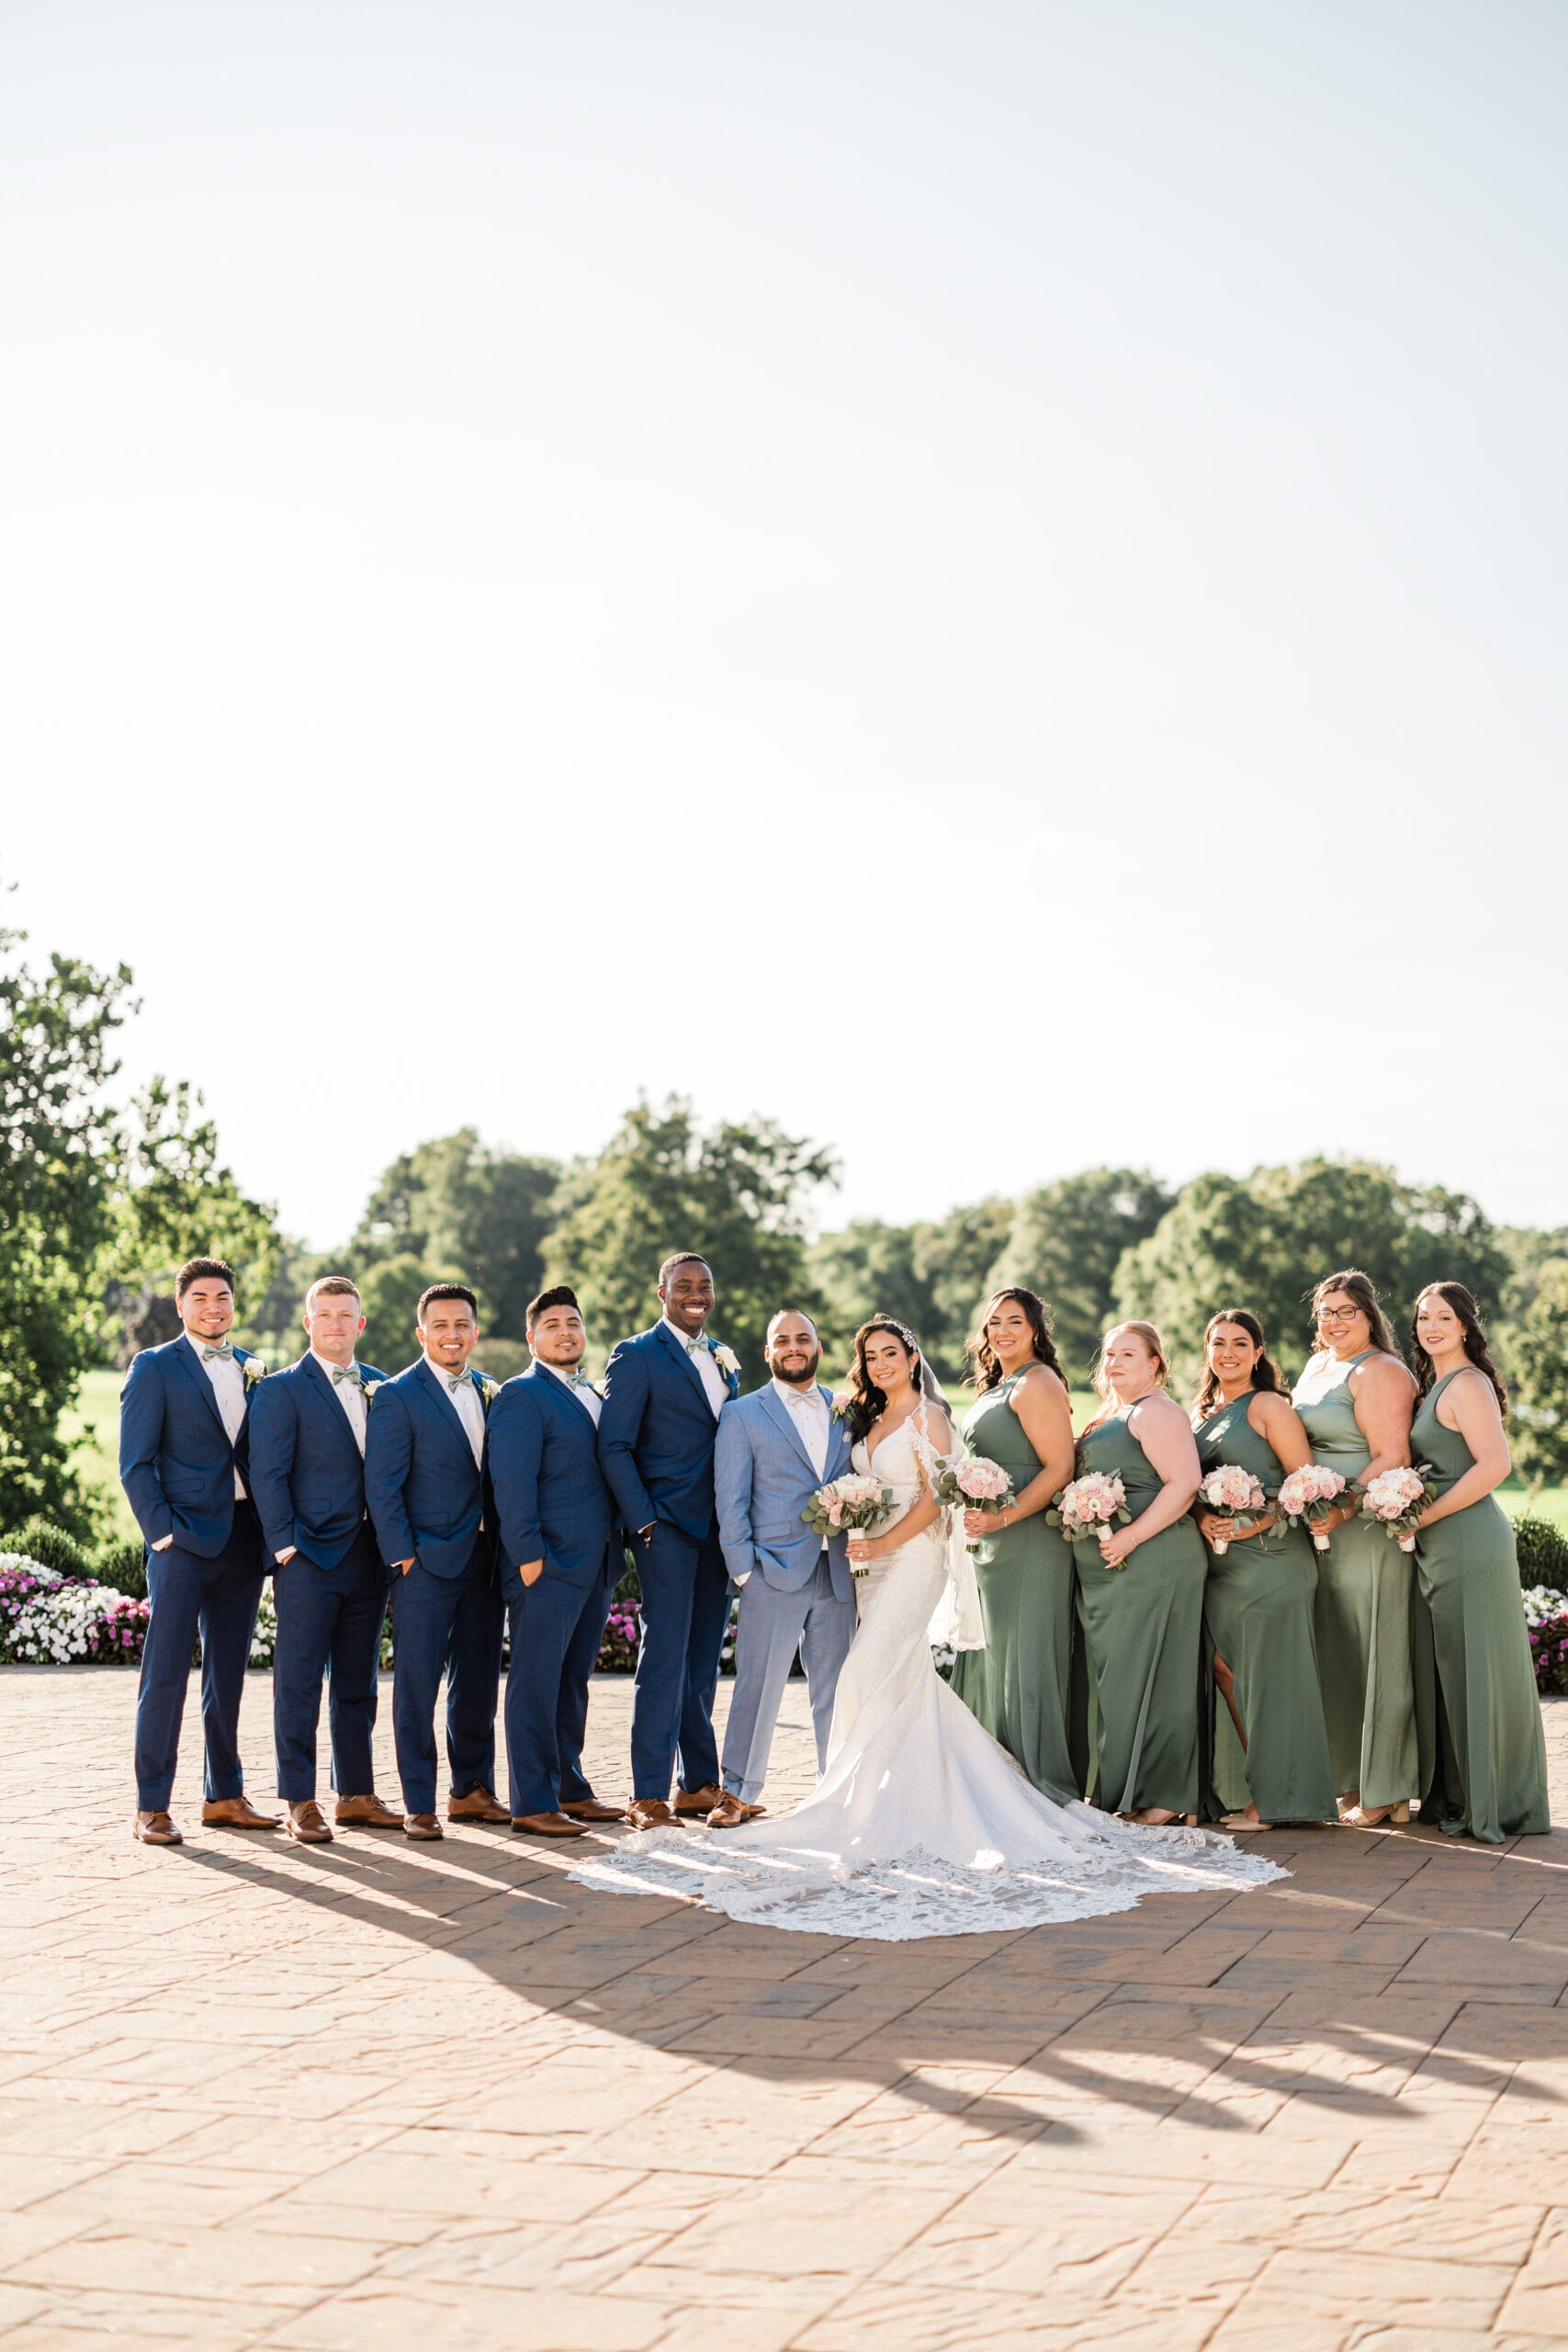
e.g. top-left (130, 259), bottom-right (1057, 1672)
top-left (907, 1366), bottom-right (987, 1654)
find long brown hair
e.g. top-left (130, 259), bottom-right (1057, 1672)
top-left (1193, 1307), bottom-right (1288, 1420)
top-left (1411, 1282), bottom-right (1508, 1414)
top-left (1308, 1267), bottom-right (1403, 1362)
top-left (966, 1286), bottom-right (1068, 1396)
top-left (843, 1317), bottom-right (924, 1442)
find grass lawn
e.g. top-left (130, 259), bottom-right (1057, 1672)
top-left (51, 1369), bottom-right (1568, 1552)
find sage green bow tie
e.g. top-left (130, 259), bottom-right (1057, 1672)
top-left (201, 1342), bottom-right (235, 1363)
top-left (331, 1364), bottom-right (360, 1387)
top-left (446, 1373), bottom-right (468, 1395)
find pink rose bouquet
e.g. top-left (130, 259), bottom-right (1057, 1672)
top-left (1276, 1465), bottom-right (1348, 1552)
top-left (1196, 1464), bottom-right (1269, 1555)
top-left (1047, 1471), bottom-right (1133, 1564)
top-left (933, 1457), bottom-right (1015, 1513)
top-left (803, 1474), bottom-right (896, 1571)
top-left (1359, 1465), bottom-right (1437, 1553)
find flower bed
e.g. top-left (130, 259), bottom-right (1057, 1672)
top-left (1523, 1587), bottom-right (1568, 1697)
top-left (0, 1555), bottom-right (150, 1665)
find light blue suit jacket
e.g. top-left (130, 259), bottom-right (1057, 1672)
top-left (714, 1383), bottom-right (854, 1600)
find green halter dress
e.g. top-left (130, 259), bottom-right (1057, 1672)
top-left (950, 1372), bottom-right (1080, 1804)
top-left (1073, 1405), bottom-right (1205, 1815)
top-left (1194, 1393), bottom-right (1337, 1825)
top-left (1292, 1349), bottom-right (1417, 1810)
top-left (1411, 1371), bottom-right (1549, 1842)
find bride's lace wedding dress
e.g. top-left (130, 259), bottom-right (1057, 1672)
top-left (573, 1415), bottom-right (1286, 1939)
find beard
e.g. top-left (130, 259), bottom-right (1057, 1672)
top-left (770, 1348), bottom-right (822, 1387)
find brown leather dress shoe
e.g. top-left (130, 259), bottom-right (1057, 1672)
top-left (511, 1811), bottom-right (588, 1838)
top-left (201, 1795), bottom-right (281, 1829)
top-left (133, 1810), bottom-right (182, 1846)
top-left (705, 1791), bottom-right (750, 1828)
top-left (446, 1786), bottom-right (510, 1824)
top-left (334, 1792), bottom-right (404, 1827)
top-left (626, 1797), bottom-right (677, 1830)
top-left (286, 1800), bottom-right (333, 1845)
top-left (404, 1813), bottom-right (444, 1840)
top-left (673, 1782), bottom-right (723, 1816)
top-left (558, 1798), bottom-right (626, 1822)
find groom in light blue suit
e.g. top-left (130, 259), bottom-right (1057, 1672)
top-left (708, 1309), bottom-right (858, 1827)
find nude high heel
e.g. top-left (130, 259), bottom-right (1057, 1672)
top-left (1340, 1800), bottom-right (1411, 1829)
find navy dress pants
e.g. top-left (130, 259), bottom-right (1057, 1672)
top-left (629, 1520), bottom-right (730, 1801)
top-left (134, 1507), bottom-right (265, 1810)
top-left (502, 1561), bottom-right (615, 1818)
top-left (390, 1542), bottom-right (504, 1817)
top-left (271, 1526), bottom-right (389, 1802)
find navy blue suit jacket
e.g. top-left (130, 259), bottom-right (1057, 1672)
top-left (118, 1335), bottom-right (262, 1559)
top-left (597, 1322), bottom-right (739, 1543)
top-left (489, 1363), bottom-right (617, 1597)
top-left (364, 1359), bottom-right (491, 1580)
top-left (247, 1353), bottom-right (387, 1571)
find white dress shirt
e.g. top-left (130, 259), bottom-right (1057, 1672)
top-left (426, 1355), bottom-right (485, 1466)
top-left (663, 1316), bottom-right (728, 1419)
top-left (314, 1352), bottom-right (367, 1455)
top-left (773, 1375), bottom-right (830, 1480)
top-left (541, 1357), bottom-right (603, 1427)
top-left (186, 1330), bottom-right (247, 1498)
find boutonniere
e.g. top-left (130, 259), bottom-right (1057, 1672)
top-left (829, 1395), bottom-right (853, 1423)
top-left (363, 1379), bottom-right (386, 1406)
top-left (711, 1343), bottom-right (741, 1381)
top-left (479, 1375), bottom-right (501, 1406)
top-left (242, 1357), bottom-right (267, 1388)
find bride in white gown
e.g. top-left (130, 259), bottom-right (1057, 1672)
top-left (573, 1319), bottom-right (1285, 1940)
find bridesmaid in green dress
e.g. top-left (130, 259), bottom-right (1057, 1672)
top-left (1191, 1308), bottom-right (1337, 1829)
top-left (1074, 1321), bottom-right (1205, 1825)
top-left (950, 1287), bottom-right (1079, 1802)
top-left (1292, 1268), bottom-right (1418, 1827)
top-left (1409, 1283), bottom-right (1549, 1842)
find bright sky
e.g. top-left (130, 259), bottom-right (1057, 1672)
top-left (4, 2), bottom-right (1564, 1248)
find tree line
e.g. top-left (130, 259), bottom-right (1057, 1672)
top-left (4, 908), bottom-right (1566, 1538)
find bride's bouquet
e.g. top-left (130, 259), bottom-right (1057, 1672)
top-left (1046, 1472), bottom-right (1132, 1562)
top-left (1196, 1464), bottom-right (1269, 1555)
top-left (1276, 1465), bottom-right (1347, 1552)
top-left (1359, 1465), bottom-right (1437, 1553)
top-left (803, 1473), bottom-right (896, 1572)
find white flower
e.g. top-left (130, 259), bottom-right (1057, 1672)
top-left (364, 1380), bottom-right (385, 1403)
top-left (713, 1344), bottom-right (741, 1379)
top-left (479, 1376), bottom-right (500, 1404)
top-left (243, 1357), bottom-right (267, 1385)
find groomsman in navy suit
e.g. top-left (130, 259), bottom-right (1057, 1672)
top-left (598, 1253), bottom-right (740, 1829)
top-left (363, 1282), bottom-right (507, 1840)
top-left (247, 1274), bottom-right (403, 1845)
top-left (119, 1256), bottom-right (277, 1845)
top-left (489, 1285), bottom-right (625, 1838)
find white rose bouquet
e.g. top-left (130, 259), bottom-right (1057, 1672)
top-left (1196, 1464), bottom-right (1269, 1555)
top-left (1276, 1465), bottom-right (1348, 1552)
top-left (1046, 1472), bottom-right (1133, 1563)
top-left (1359, 1465), bottom-right (1437, 1554)
top-left (803, 1473), bottom-right (896, 1572)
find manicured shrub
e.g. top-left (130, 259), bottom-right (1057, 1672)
top-left (93, 1540), bottom-right (149, 1600)
top-left (1, 1520), bottom-right (93, 1580)
top-left (1516, 1515), bottom-right (1568, 1593)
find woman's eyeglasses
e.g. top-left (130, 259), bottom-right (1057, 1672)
top-left (1318, 1305), bottom-right (1364, 1326)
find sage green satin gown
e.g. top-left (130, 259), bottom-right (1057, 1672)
top-left (1195, 1394), bottom-right (1337, 1825)
top-left (1292, 1349), bottom-right (1417, 1811)
top-left (950, 1373), bottom-right (1079, 1804)
top-left (1074, 1408), bottom-right (1204, 1815)
top-left (1412, 1372), bottom-right (1549, 1842)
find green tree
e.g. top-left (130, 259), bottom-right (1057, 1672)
top-left (0, 913), bottom-right (133, 1533)
top-left (542, 1096), bottom-right (839, 1384)
top-left (356, 1252), bottom-right (446, 1376)
top-left (1512, 1258), bottom-right (1568, 1491)
top-left (807, 1220), bottom-right (937, 1380)
top-left (985, 1168), bottom-right (1174, 1385)
top-left (355, 1127), bottom-right (561, 1340)
top-left (103, 1079), bottom-right (279, 1361)
top-left (1116, 1159), bottom-right (1511, 1395)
